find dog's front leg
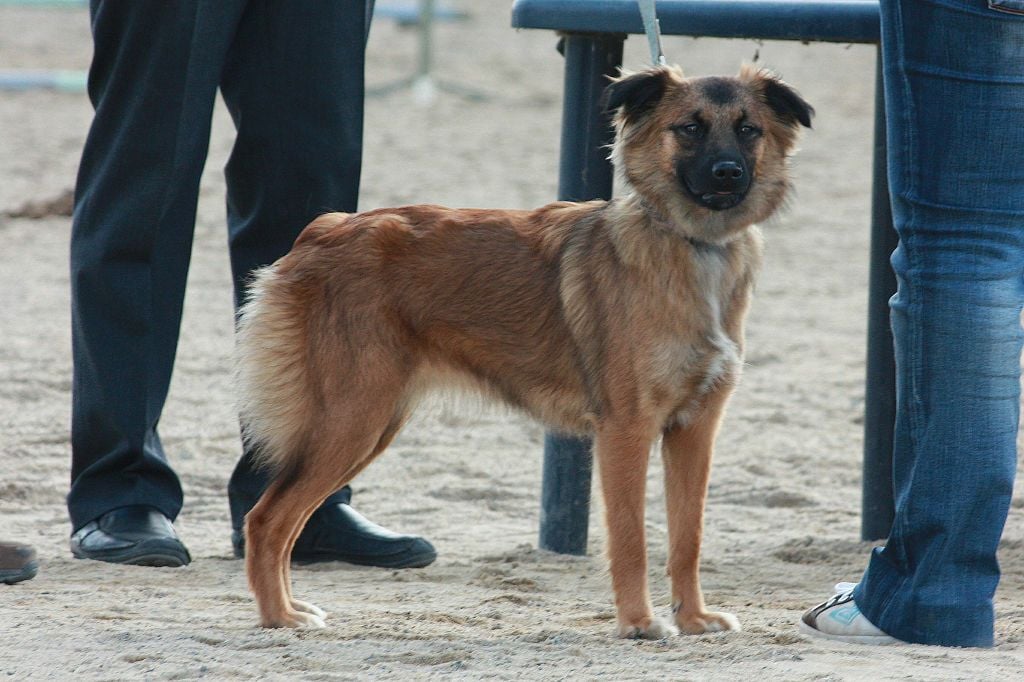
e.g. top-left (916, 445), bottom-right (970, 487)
top-left (661, 390), bottom-right (741, 635)
top-left (595, 423), bottom-right (677, 639)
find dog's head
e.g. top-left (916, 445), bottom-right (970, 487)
top-left (604, 64), bottom-right (813, 243)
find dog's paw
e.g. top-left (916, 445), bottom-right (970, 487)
top-left (261, 609), bottom-right (327, 629)
top-left (290, 599), bottom-right (327, 619)
top-left (675, 610), bottom-right (741, 635)
top-left (617, 616), bottom-right (679, 640)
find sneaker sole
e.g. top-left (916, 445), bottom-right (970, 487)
top-left (798, 618), bottom-right (898, 645)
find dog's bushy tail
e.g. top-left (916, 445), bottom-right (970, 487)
top-left (234, 264), bottom-right (314, 475)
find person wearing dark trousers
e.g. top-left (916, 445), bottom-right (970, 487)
top-left (68, 0), bottom-right (435, 569)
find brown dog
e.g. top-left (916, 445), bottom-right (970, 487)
top-left (235, 64), bottom-right (812, 638)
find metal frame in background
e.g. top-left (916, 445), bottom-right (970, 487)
top-left (512, 0), bottom-right (895, 554)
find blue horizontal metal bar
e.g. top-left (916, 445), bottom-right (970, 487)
top-left (0, 69), bottom-right (86, 92)
top-left (375, 1), bottom-right (467, 24)
top-left (512, 0), bottom-right (880, 44)
top-left (0, 0), bottom-right (85, 6)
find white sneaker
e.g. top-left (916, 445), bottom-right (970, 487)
top-left (799, 589), bottom-right (898, 645)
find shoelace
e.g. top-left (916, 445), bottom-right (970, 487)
top-left (820, 589), bottom-right (855, 611)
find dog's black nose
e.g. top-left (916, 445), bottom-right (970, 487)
top-left (712, 160), bottom-right (744, 180)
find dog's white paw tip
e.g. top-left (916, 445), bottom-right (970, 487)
top-left (618, 617), bottom-right (678, 640)
top-left (647, 618), bottom-right (680, 639)
top-left (260, 610), bottom-right (328, 629)
top-left (701, 611), bottom-right (741, 633)
top-left (291, 599), bottom-right (327, 619)
top-left (298, 613), bottom-right (327, 629)
top-left (718, 612), bottom-right (741, 632)
top-left (676, 610), bottom-right (742, 635)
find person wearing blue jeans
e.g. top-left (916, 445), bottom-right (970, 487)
top-left (800, 0), bottom-right (1024, 647)
top-left (68, 0), bottom-right (435, 569)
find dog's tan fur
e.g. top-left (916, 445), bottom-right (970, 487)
top-left (235, 64), bottom-right (812, 637)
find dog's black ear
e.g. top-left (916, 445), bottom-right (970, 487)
top-left (603, 68), bottom-right (670, 121)
top-left (760, 76), bottom-right (815, 129)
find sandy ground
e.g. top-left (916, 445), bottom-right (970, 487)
top-left (2, 2), bottom-right (1023, 680)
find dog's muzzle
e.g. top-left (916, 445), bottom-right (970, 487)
top-left (682, 157), bottom-right (752, 211)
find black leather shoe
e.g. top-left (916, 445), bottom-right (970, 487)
top-left (0, 541), bottom-right (37, 584)
top-left (70, 506), bottom-right (191, 567)
top-left (232, 503), bottom-right (436, 569)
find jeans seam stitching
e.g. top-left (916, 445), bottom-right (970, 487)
top-left (888, 0), bottom-right (922, 562)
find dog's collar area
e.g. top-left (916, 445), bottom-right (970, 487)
top-left (633, 195), bottom-right (727, 252)
top-left (682, 234), bottom-right (722, 251)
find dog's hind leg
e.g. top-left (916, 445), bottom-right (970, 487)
top-left (246, 380), bottom-right (411, 629)
top-left (661, 388), bottom-right (740, 635)
top-left (279, 401), bottom-right (413, 620)
top-left (245, 469), bottom-right (331, 628)
top-left (595, 422), bottom-right (677, 639)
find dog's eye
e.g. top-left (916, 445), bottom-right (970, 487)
top-left (674, 123), bottom-right (702, 137)
top-left (738, 124), bottom-right (761, 138)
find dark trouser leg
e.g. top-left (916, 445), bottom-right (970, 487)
top-left (68, 0), bottom-right (246, 531)
top-left (223, 0), bottom-right (370, 528)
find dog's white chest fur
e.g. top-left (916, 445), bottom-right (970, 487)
top-left (694, 245), bottom-right (741, 385)
top-left (660, 244), bottom-right (742, 426)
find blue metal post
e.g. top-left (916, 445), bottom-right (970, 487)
top-left (539, 33), bottom-right (624, 556)
top-left (861, 48), bottom-right (897, 541)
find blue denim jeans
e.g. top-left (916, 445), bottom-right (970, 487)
top-left (852, 0), bottom-right (1024, 647)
